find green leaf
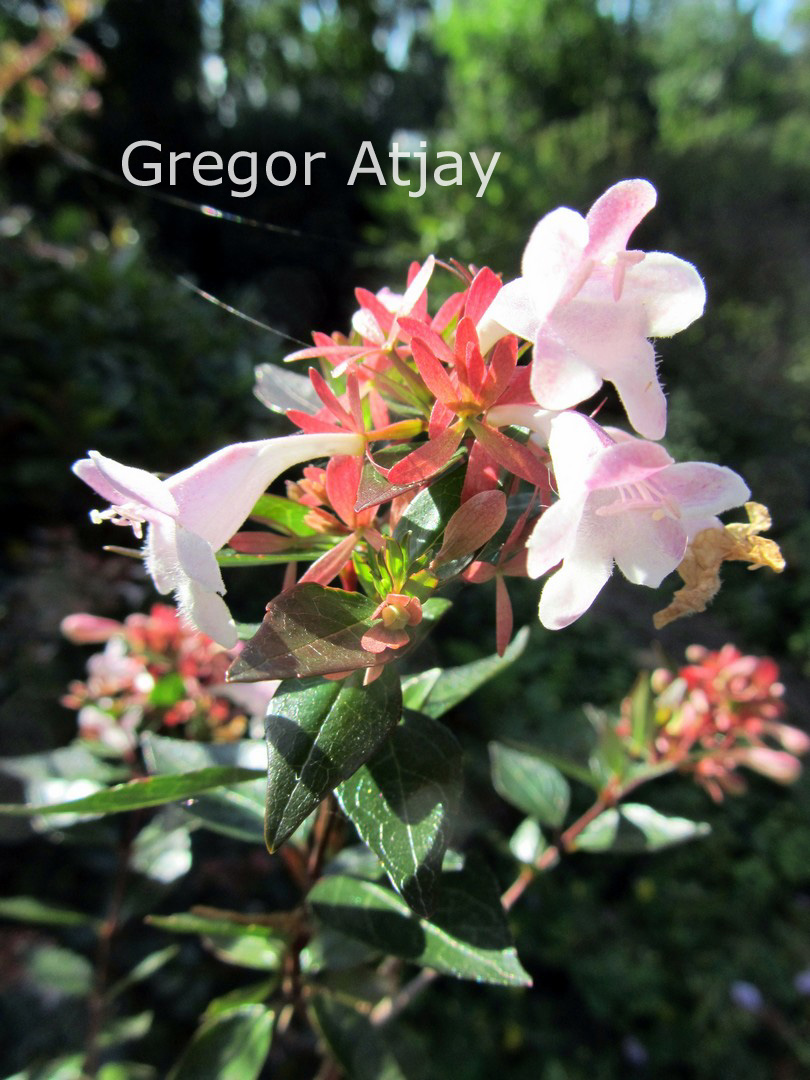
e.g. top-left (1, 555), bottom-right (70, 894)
top-left (216, 547), bottom-right (323, 567)
top-left (0, 896), bottom-right (100, 930)
top-left (308, 857), bottom-right (531, 986)
top-left (106, 946), bottom-right (180, 1000)
top-left (166, 1005), bottom-right (275, 1080)
top-left (336, 712), bottom-right (462, 916)
top-left (0, 767), bottom-right (264, 818)
top-left (26, 945), bottom-right (93, 997)
top-left (573, 803), bottom-right (712, 854)
top-left (310, 995), bottom-right (424, 1080)
top-left (400, 668), bottom-right (442, 711)
top-left (227, 584), bottom-right (386, 681)
top-left (148, 672), bottom-right (187, 708)
top-left (300, 928), bottom-right (381, 974)
top-left (489, 743), bottom-right (570, 828)
top-left (142, 735), bottom-right (266, 844)
top-left (203, 978), bottom-right (278, 1021)
top-left (413, 627), bottom-right (530, 718)
top-left (130, 811), bottom-right (192, 884)
top-left (250, 492), bottom-right (318, 535)
top-left (393, 466), bottom-right (463, 560)
top-left (146, 913), bottom-right (287, 971)
top-left (509, 819), bottom-right (547, 865)
top-left (264, 667), bottom-right (402, 851)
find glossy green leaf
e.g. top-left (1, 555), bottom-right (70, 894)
top-left (308, 858), bottom-right (531, 986)
top-left (166, 1005), bottom-right (275, 1080)
top-left (142, 734), bottom-right (266, 844)
top-left (227, 584), bottom-right (387, 681)
top-left (573, 803), bottom-right (711, 853)
top-left (336, 712), bottom-right (462, 916)
top-left (263, 667), bottom-right (402, 851)
top-left (489, 742), bottom-right (570, 828)
top-left (393, 465), bottom-right (464, 560)
top-left (413, 626), bottom-right (530, 719)
top-left (0, 767), bottom-right (264, 818)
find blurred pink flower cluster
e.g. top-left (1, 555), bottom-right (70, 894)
top-left (643, 645), bottom-right (809, 800)
top-left (61, 605), bottom-right (277, 753)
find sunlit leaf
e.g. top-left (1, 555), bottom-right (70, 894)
top-left (166, 1005), bottom-right (275, 1080)
top-left (489, 743), bottom-right (570, 828)
top-left (336, 712), bottom-right (462, 916)
top-left (264, 667), bottom-right (402, 851)
top-left (573, 803), bottom-right (711, 853)
top-left (308, 857), bottom-right (531, 986)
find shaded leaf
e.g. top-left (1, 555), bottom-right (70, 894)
top-left (0, 767), bottom-right (264, 818)
top-left (250, 493), bottom-right (318, 536)
top-left (310, 995), bottom-right (423, 1080)
top-left (393, 466), bottom-right (464, 560)
top-left (0, 896), bottom-right (100, 930)
top-left (166, 1005), bottom-right (275, 1080)
top-left (300, 928), bottom-right (381, 974)
top-left (106, 946), bottom-right (180, 1001)
top-left (264, 667), bottom-right (402, 851)
top-left (489, 743), bottom-right (570, 828)
top-left (336, 713), bottom-right (462, 916)
top-left (308, 857), bottom-right (531, 986)
top-left (573, 803), bottom-right (712, 853)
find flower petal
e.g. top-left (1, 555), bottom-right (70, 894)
top-left (525, 496), bottom-right (586, 578)
top-left (584, 179), bottom-right (657, 261)
top-left (175, 524), bottom-right (225, 593)
top-left (610, 511), bottom-right (687, 587)
top-left (586, 437), bottom-right (673, 492)
top-left (177, 580), bottom-right (238, 648)
top-left (546, 412), bottom-right (612, 499)
top-left (167, 432), bottom-right (365, 552)
top-left (621, 252), bottom-right (706, 337)
top-left (531, 329), bottom-right (604, 412)
top-left (78, 452), bottom-right (179, 517)
top-left (537, 542), bottom-right (613, 630)
top-left (656, 462), bottom-right (750, 515)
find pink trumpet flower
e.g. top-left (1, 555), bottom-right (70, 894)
top-left (527, 412), bottom-right (750, 629)
top-left (73, 432), bottom-right (365, 647)
top-left (477, 179), bottom-right (706, 440)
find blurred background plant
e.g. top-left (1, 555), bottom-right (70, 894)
top-left (3, 0), bottom-right (810, 1077)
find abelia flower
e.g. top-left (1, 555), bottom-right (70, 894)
top-left (387, 303), bottom-right (543, 486)
top-left (526, 412), bottom-right (750, 629)
top-left (477, 179), bottom-right (706, 440)
top-left (360, 592), bottom-right (423, 654)
top-left (73, 432), bottom-right (365, 647)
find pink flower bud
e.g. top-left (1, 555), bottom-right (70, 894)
top-left (61, 613), bottom-right (122, 644)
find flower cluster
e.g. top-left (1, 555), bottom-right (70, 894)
top-left (61, 605), bottom-right (277, 751)
top-left (620, 644), bottom-right (809, 801)
top-left (72, 180), bottom-right (783, 677)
